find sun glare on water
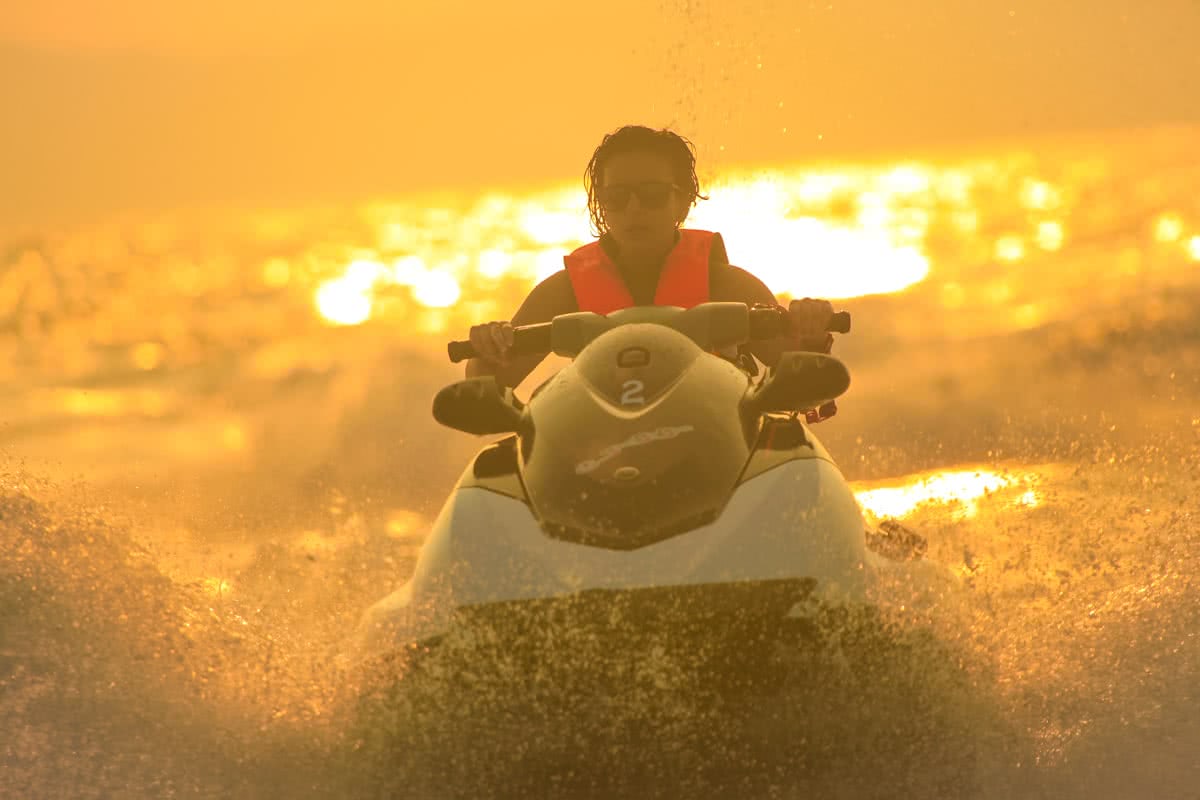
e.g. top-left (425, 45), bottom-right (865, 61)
top-left (315, 276), bottom-right (374, 326)
top-left (853, 467), bottom-right (1045, 521)
top-left (303, 143), bottom-right (1194, 336)
top-left (310, 164), bottom-right (959, 327)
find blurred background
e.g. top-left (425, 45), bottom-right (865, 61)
top-left (4, 0), bottom-right (1199, 224)
top-left (2, 2), bottom-right (1199, 797)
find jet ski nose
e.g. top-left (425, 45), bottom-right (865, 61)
top-left (572, 325), bottom-right (701, 412)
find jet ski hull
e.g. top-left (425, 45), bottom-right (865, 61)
top-left (358, 455), bottom-right (871, 656)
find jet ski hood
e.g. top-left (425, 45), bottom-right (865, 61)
top-left (520, 324), bottom-right (756, 550)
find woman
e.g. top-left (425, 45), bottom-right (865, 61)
top-left (466, 125), bottom-right (838, 418)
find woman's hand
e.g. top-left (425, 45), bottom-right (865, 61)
top-left (787, 298), bottom-right (835, 352)
top-left (468, 321), bottom-right (516, 364)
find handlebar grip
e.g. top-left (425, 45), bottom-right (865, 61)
top-left (447, 340), bottom-right (476, 363)
top-left (747, 308), bottom-right (852, 340)
top-left (446, 323), bottom-right (554, 364)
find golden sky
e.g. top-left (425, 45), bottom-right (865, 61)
top-left (3, 0), bottom-right (1198, 224)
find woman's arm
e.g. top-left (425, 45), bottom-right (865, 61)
top-left (465, 270), bottom-right (578, 388)
top-left (711, 265), bottom-right (833, 367)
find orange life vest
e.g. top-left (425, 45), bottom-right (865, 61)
top-left (564, 229), bottom-right (714, 315)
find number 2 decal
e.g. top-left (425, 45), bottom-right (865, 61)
top-left (620, 379), bottom-right (645, 406)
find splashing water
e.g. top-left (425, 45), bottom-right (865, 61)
top-left (3, 126), bottom-right (1200, 798)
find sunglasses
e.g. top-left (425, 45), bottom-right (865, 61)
top-left (597, 181), bottom-right (682, 211)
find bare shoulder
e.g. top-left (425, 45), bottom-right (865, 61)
top-left (511, 269), bottom-right (578, 325)
top-left (710, 263), bottom-right (780, 307)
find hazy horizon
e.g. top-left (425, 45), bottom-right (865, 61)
top-left (3, 0), bottom-right (1198, 226)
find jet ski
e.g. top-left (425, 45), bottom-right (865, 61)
top-left (356, 301), bottom-right (937, 672)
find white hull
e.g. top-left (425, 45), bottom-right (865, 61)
top-left (357, 457), bottom-right (872, 656)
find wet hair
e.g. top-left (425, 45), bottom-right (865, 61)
top-left (584, 125), bottom-right (708, 236)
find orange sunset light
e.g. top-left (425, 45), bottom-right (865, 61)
top-left (311, 162), bottom-right (957, 327)
top-left (853, 467), bottom-right (1045, 521)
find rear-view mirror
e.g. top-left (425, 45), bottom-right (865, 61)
top-left (433, 376), bottom-right (526, 435)
top-left (743, 352), bottom-right (851, 416)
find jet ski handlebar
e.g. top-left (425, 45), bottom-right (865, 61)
top-left (447, 322), bottom-right (555, 364)
top-left (447, 305), bottom-right (850, 363)
top-left (749, 306), bottom-right (851, 339)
